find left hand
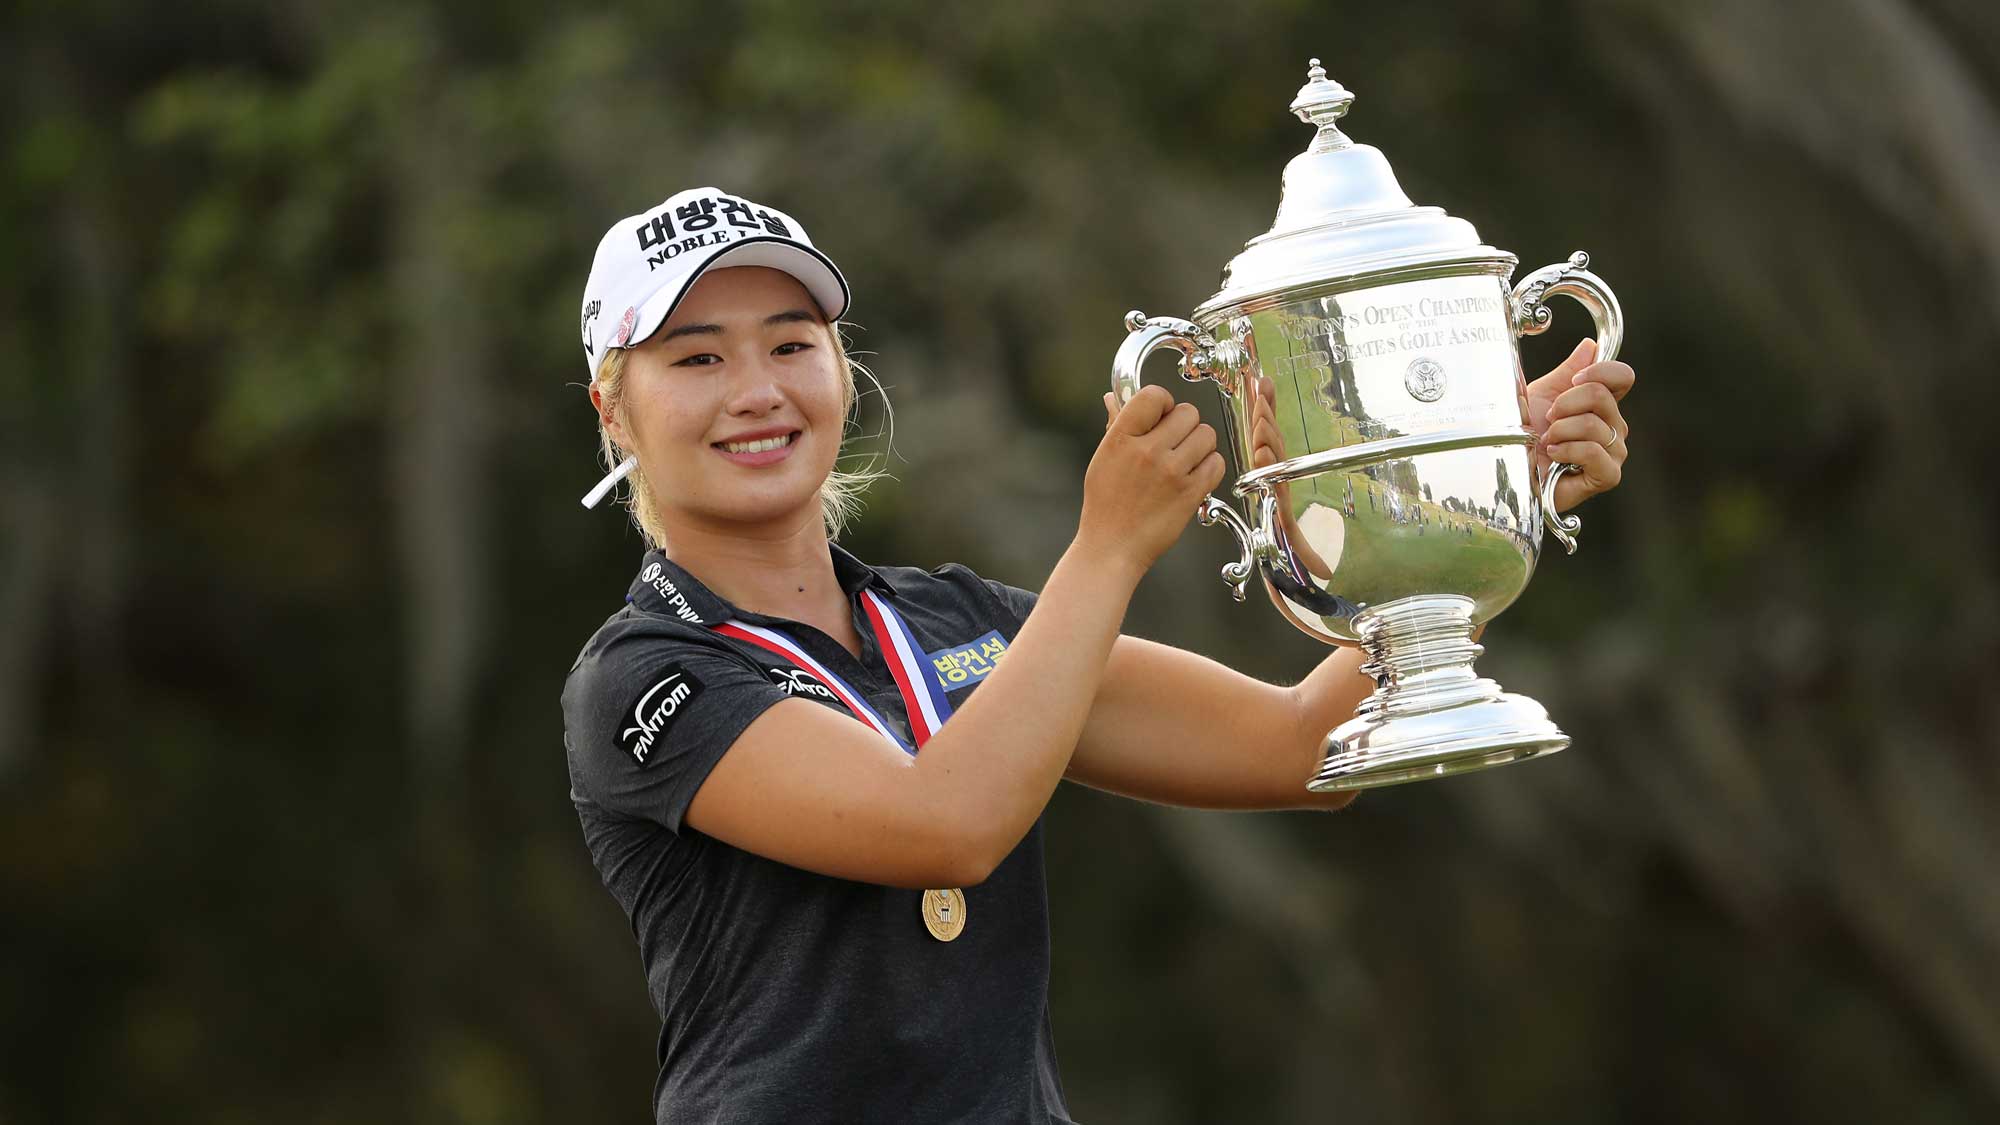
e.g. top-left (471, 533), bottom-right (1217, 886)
top-left (1523, 338), bottom-right (1635, 512)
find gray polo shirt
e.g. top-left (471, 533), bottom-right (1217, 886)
top-left (562, 544), bottom-right (1076, 1124)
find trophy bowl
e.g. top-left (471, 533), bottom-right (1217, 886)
top-left (1112, 59), bottom-right (1624, 792)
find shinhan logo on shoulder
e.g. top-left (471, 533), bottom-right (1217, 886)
top-left (620, 665), bottom-right (706, 766)
top-left (639, 562), bottom-right (703, 624)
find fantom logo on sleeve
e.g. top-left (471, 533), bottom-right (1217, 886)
top-left (620, 665), bottom-right (706, 766)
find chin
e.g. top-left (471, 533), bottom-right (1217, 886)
top-left (704, 477), bottom-right (835, 528)
top-left (716, 496), bottom-right (820, 528)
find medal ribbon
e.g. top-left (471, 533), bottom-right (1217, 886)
top-left (857, 589), bottom-right (955, 742)
top-left (711, 589), bottom-right (953, 755)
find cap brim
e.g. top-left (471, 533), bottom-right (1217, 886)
top-left (627, 237), bottom-right (850, 351)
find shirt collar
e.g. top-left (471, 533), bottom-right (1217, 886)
top-left (830, 541), bottom-right (900, 598)
top-left (625, 542), bottom-right (899, 626)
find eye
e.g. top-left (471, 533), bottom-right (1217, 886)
top-left (773, 341), bottom-right (815, 357)
top-left (671, 352), bottom-right (722, 367)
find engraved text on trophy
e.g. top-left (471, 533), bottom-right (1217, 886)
top-left (1269, 277), bottom-right (1521, 446)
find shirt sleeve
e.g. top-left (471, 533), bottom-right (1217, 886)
top-left (562, 630), bottom-right (790, 833)
top-left (981, 577), bottom-right (1040, 631)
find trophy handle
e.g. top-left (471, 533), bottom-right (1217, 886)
top-left (1509, 251), bottom-right (1623, 555)
top-left (1195, 497), bottom-right (1261, 602)
top-left (1113, 310), bottom-right (1260, 598)
top-left (1111, 310), bottom-right (1244, 405)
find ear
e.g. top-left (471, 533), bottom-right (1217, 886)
top-left (589, 382), bottom-right (630, 451)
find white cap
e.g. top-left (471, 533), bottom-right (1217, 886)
top-left (578, 187), bottom-right (851, 508)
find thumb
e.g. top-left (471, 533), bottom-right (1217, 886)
top-left (1103, 391), bottom-right (1116, 429)
top-left (1555, 337), bottom-right (1598, 384)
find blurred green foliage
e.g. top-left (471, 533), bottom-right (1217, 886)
top-left (3, 1), bottom-right (1998, 1122)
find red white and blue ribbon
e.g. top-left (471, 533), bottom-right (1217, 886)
top-left (711, 619), bottom-right (906, 750)
top-left (859, 589), bottom-right (955, 743)
top-left (711, 591), bottom-right (953, 755)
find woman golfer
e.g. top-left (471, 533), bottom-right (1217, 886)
top-left (563, 187), bottom-right (1634, 1124)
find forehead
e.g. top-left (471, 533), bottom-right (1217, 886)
top-left (666, 266), bottom-right (822, 329)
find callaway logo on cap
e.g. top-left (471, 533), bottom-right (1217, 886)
top-left (577, 187), bottom-right (852, 508)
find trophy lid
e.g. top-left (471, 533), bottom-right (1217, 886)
top-left (1196, 59), bottom-right (1512, 319)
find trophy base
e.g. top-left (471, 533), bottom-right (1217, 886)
top-left (1306, 594), bottom-right (1570, 792)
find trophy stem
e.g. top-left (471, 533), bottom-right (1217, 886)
top-left (1307, 594), bottom-right (1569, 792)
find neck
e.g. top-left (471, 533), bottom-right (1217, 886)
top-left (660, 508), bottom-right (845, 623)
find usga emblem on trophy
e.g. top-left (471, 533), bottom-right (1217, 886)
top-left (1111, 59), bottom-right (1624, 791)
top-left (1403, 357), bottom-right (1447, 403)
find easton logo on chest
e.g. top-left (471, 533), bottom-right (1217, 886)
top-left (926, 630), bottom-right (1009, 692)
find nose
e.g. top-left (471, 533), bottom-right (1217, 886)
top-left (723, 360), bottom-right (786, 416)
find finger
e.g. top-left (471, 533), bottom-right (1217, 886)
top-left (1103, 391), bottom-right (1116, 429)
top-left (1111, 383), bottom-right (1174, 436)
top-left (1546, 440), bottom-right (1622, 499)
top-left (1150, 400), bottom-right (1203, 449)
top-left (1572, 358), bottom-right (1635, 400)
top-left (1539, 413), bottom-right (1617, 450)
top-left (1250, 412), bottom-right (1281, 458)
top-left (1544, 338), bottom-right (1598, 384)
top-left (1172, 412), bottom-right (1215, 452)
top-left (1545, 381), bottom-right (1618, 423)
top-left (1194, 450), bottom-right (1226, 493)
top-left (1551, 380), bottom-right (1631, 455)
top-left (1170, 422), bottom-right (1218, 472)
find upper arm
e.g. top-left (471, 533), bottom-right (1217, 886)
top-left (964, 578), bottom-right (1291, 803)
top-left (966, 573), bottom-right (1345, 810)
top-left (684, 699), bottom-right (987, 888)
top-left (564, 633), bottom-right (988, 889)
top-left (564, 639), bottom-right (787, 834)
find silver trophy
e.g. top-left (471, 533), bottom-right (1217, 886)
top-left (1113, 59), bottom-right (1623, 791)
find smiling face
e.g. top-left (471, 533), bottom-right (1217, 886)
top-left (595, 266), bottom-right (847, 536)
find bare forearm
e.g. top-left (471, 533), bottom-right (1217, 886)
top-left (913, 541), bottom-right (1137, 871)
top-left (1069, 637), bottom-right (1373, 810)
top-left (1282, 625), bottom-right (1489, 807)
top-left (1288, 646), bottom-right (1374, 809)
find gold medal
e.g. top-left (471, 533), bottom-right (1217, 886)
top-left (921, 887), bottom-right (967, 942)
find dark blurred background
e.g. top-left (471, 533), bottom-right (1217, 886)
top-left (5, 1), bottom-right (1999, 1121)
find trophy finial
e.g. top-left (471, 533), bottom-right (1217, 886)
top-left (1290, 57), bottom-right (1354, 130)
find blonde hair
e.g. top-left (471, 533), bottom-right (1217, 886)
top-left (592, 324), bottom-right (887, 547)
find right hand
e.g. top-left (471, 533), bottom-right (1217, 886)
top-left (1083, 384), bottom-right (1225, 575)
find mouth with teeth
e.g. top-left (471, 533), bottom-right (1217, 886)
top-left (712, 430), bottom-right (801, 466)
